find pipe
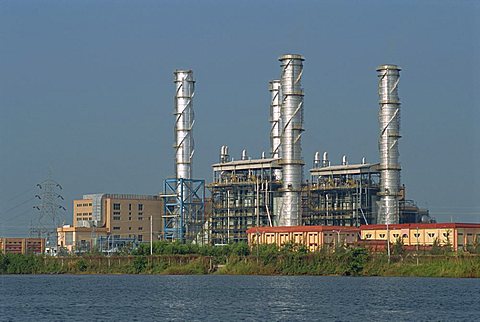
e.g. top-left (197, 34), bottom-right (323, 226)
top-left (322, 151), bottom-right (329, 167)
top-left (269, 80), bottom-right (282, 159)
top-left (377, 64), bottom-right (402, 224)
top-left (241, 149), bottom-right (248, 161)
top-left (314, 152), bottom-right (321, 168)
top-left (279, 54), bottom-right (305, 226)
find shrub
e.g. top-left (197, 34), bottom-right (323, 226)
top-left (133, 256), bottom-right (147, 274)
top-left (76, 259), bottom-right (88, 272)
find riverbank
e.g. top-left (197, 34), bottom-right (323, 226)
top-left (2, 247), bottom-right (480, 277)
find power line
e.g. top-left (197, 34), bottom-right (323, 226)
top-left (0, 187), bottom-right (35, 204)
top-left (0, 197), bottom-right (35, 215)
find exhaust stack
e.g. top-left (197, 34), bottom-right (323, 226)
top-left (377, 64), bottom-right (402, 224)
top-left (279, 54), bottom-right (305, 226)
top-left (269, 80), bottom-right (282, 159)
top-left (174, 70), bottom-right (195, 180)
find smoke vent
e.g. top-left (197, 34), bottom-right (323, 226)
top-left (174, 70), bottom-right (195, 180)
top-left (322, 152), bottom-right (329, 167)
top-left (220, 145), bottom-right (230, 163)
top-left (377, 64), bottom-right (402, 224)
top-left (279, 54), bottom-right (305, 226)
top-left (314, 152), bottom-right (321, 168)
top-left (241, 149), bottom-right (248, 160)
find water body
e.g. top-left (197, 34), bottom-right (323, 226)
top-left (1, 275), bottom-right (479, 321)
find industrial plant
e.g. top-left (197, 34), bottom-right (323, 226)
top-left (207, 55), bottom-right (431, 245)
top-left (19, 53), bottom-right (445, 253)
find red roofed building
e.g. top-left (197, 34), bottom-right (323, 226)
top-left (360, 223), bottom-right (480, 251)
top-left (246, 223), bottom-right (480, 252)
top-left (246, 226), bottom-right (360, 251)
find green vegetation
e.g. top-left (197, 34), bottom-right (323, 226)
top-left (1, 241), bottom-right (480, 277)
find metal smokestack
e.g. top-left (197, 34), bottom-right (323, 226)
top-left (174, 70), bottom-right (195, 180)
top-left (269, 80), bottom-right (282, 159)
top-left (322, 152), bottom-right (329, 167)
top-left (377, 64), bottom-right (402, 224)
top-left (279, 54), bottom-right (305, 226)
top-left (314, 152), bottom-right (321, 168)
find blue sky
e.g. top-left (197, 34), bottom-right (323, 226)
top-left (1, 0), bottom-right (479, 236)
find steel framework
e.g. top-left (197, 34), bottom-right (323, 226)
top-left (208, 159), bottom-right (281, 245)
top-left (303, 164), bottom-right (380, 226)
top-left (162, 178), bottom-right (205, 243)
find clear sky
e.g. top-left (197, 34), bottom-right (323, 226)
top-left (1, 0), bottom-right (479, 236)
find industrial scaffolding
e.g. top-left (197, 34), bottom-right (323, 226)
top-left (302, 163), bottom-right (381, 226)
top-left (162, 178), bottom-right (205, 243)
top-left (208, 158), bottom-right (281, 245)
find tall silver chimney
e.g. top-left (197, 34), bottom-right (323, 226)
top-left (269, 80), bottom-right (282, 159)
top-left (377, 64), bottom-right (401, 224)
top-left (269, 79), bottom-right (283, 180)
top-left (174, 70), bottom-right (195, 180)
top-left (279, 54), bottom-right (305, 226)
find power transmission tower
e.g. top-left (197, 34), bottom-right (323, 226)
top-left (30, 179), bottom-right (66, 254)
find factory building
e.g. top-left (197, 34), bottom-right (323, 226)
top-left (361, 223), bottom-right (480, 252)
top-left (303, 158), bottom-right (429, 226)
top-left (57, 194), bottom-right (163, 252)
top-left (207, 55), bottom-right (431, 245)
top-left (247, 223), bottom-right (480, 252)
top-left (208, 156), bottom-right (281, 244)
top-left (247, 226), bottom-right (359, 251)
top-left (0, 237), bottom-right (45, 255)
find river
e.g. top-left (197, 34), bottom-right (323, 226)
top-left (1, 275), bottom-right (479, 321)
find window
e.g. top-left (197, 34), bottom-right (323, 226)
top-left (379, 234), bottom-right (385, 238)
top-left (402, 234), bottom-right (408, 238)
top-left (138, 227), bottom-right (143, 231)
top-left (138, 217), bottom-right (143, 221)
top-left (138, 212), bottom-right (143, 217)
top-left (129, 227), bottom-right (131, 231)
top-left (138, 235), bottom-right (143, 242)
top-left (443, 232), bottom-right (449, 237)
top-left (89, 203), bottom-right (92, 206)
top-left (366, 234), bottom-right (372, 239)
top-left (428, 233), bottom-right (435, 238)
top-left (113, 216), bottom-right (120, 221)
top-left (138, 204), bottom-right (144, 211)
top-left (113, 227), bottom-right (120, 230)
top-left (113, 203), bottom-right (121, 210)
top-left (129, 217), bottom-right (132, 221)
top-left (414, 233), bottom-right (420, 238)
top-left (113, 211), bottom-right (120, 216)
top-left (393, 234), bottom-right (399, 238)
top-left (129, 204), bottom-right (132, 211)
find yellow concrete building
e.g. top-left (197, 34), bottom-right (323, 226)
top-left (57, 194), bottom-right (163, 252)
top-left (247, 226), bottom-right (360, 251)
top-left (246, 223), bottom-right (480, 252)
top-left (0, 237), bottom-right (45, 254)
top-left (360, 223), bottom-right (480, 251)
